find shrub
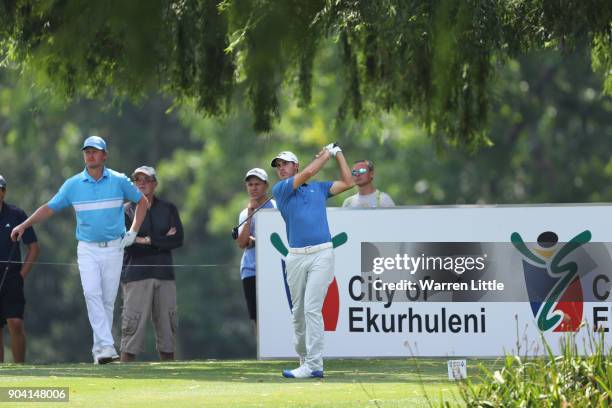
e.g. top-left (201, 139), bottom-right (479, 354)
top-left (455, 333), bottom-right (612, 407)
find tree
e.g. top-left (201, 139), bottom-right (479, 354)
top-left (0, 1), bottom-right (610, 146)
top-left (0, 37), bottom-right (611, 363)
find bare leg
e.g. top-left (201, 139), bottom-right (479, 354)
top-left (6, 318), bottom-right (25, 363)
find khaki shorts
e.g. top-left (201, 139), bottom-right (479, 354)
top-left (120, 279), bottom-right (178, 355)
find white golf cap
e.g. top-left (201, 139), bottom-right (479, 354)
top-left (271, 151), bottom-right (299, 167)
top-left (245, 168), bottom-right (268, 182)
top-left (132, 165), bottom-right (157, 180)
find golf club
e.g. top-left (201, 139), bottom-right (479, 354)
top-left (232, 197), bottom-right (273, 240)
top-left (0, 239), bottom-right (19, 294)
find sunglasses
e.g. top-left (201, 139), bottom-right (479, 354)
top-left (133, 177), bottom-right (155, 183)
top-left (351, 168), bottom-right (369, 176)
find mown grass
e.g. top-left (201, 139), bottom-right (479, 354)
top-left (0, 358), bottom-right (480, 407)
top-left (9, 340), bottom-right (608, 408)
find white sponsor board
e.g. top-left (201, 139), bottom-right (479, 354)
top-left (257, 205), bottom-right (612, 358)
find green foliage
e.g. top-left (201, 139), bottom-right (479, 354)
top-left (0, 1), bottom-right (611, 146)
top-left (592, 30), bottom-right (612, 95)
top-left (0, 37), bottom-right (611, 363)
top-left (167, 0), bottom-right (234, 114)
top-left (456, 334), bottom-right (612, 407)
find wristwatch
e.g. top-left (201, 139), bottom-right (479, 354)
top-left (145, 236), bottom-right (151, 244)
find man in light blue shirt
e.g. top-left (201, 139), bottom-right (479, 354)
top-left (271, 145), bottom-right (353, 378)
top-left (11, 136), bottom-right (148, 364)
top-left (236, 168), bottom-right (276, 334)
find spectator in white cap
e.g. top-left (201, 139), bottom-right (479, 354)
top-left (120, 165), bottom-right (183, 362)
top-left (236, 168), bottom-right (276, 334)
top-left (11, 136), bottom-right (148, 364)
top-left (271, 145), bottom-right (354, 378)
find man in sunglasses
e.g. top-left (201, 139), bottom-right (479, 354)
top-left (120, 166), bottom-right (183, 362)
top-left (342, 160), bottom-right (395, 208)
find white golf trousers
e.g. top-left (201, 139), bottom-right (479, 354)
top-left (77, 240), bottom-right (123, 353)
top-left (285, 247), bottom-right (334, 372)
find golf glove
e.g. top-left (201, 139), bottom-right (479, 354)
top-left (120, 231), bottom-right (137, 248)
top-left (325, 143), bottom-right (341, 157)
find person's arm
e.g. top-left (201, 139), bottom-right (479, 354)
top-left (121, 195), bottom-right (149, 248)
top-left (20, 242), bottom-right (39, 279)
top-left (128, 195), bottom-right (149, 233)
top-left (123, 202), bottom-right (134, 231)
top-left (11, 204), bottom-right (55, 241)
top-left (147, 204), bottom-right (184, 250)
top-left (292, 148), bottom-right (332, 189)
top-left (236, 207), bottom-right (255, 249)
top-left (329, 151), bottom-right (355, 196)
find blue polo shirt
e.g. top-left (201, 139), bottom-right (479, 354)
top-left (272, 177), bottom-right (333, 248)
top-left (48, 167), bottom-right (142, 242)
top-left (239, 199), bottom-right (276, 279)
top-left (0, 202), bottom-right (37, 275)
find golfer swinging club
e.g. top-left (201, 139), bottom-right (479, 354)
top-left (11, 136), bottom-right (148, 364)
top-left (271, 144), bottom-right (353, 378)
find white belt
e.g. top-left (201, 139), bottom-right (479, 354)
top-left (288, 242), bottom-right (332, 255)
top-left (80, 238), bottom-right (122, 248)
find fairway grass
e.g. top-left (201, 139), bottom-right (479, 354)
top-left (0, 359), bottom-right (477, 407)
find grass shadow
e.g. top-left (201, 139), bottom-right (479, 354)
top-left (0, 358), bottom-right (500, 384)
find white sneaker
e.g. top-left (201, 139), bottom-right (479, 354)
top-left (282, 364), bottom-right (323, 379)
top-left (94, 346), bottom-right (119, 365)
top-left (92, 349), bottom-right (101, 364)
